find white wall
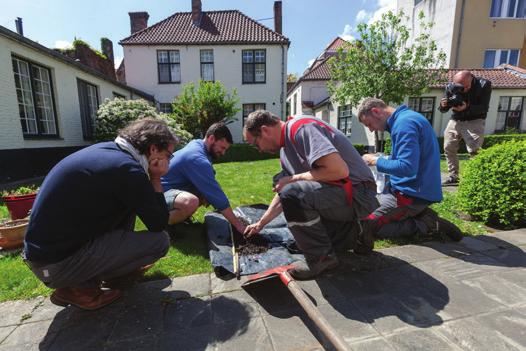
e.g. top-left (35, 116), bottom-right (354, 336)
top-left (123, 44), bottom-right (287, 142)
top-left (318, 87), bottom-right (526, 148)
top-left (0, 35), bottom-right (140, 150)
top-left (286, 80), bottom-right (329, 117)
top-left (397, 0), bottom-right (458, 67)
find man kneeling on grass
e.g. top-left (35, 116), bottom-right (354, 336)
top-left (358, 98), bottom-right (463, 241)
top-left (161, 122), bottom-right (247, 235)
top-left (23, 118), bottom-right (176, 310)
top-left (243, 110), bottom-right (379, 280)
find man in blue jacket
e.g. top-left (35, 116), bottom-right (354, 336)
top-left (162, 122), bottom-right (246, 234)
top-left (358, 98), bottom-right (463, 241)
top-left (24, 118), bottom-right (176, 310)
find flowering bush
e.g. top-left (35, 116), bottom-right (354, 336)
top-left (94, 98), bottom-right (192, 147)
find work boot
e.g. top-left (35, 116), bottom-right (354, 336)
top-left (289, 254), bottom-right (339, 280)
top-left (441, 176), bottom-right (459, 186)
top-left (50, 287), bottom-right (122, 310)
top-left (417, 208), bottom-right (463, 242)
top-left (354, 219), bottom-right (375, 255)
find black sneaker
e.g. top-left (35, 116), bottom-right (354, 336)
top-left (418, 208), bottom-right (463, 242)
top-left (289, 255), bottom-right (339, 280)
top-left (441, 176), bottom-right (459, 186)
top-left (354, 220), bottom-right (375, 255)
top-left (436, 217), bottom-right (463, 242)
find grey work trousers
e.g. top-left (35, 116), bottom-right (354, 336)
top-left (24, 214), bottom-right (170, 289)
top-left (371, 186), bottom-right (431, 239)
top-left (279, 180), bottom-right (379, 260)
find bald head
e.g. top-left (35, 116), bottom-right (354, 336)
top-left (453, 70), bottom-right (473, 93)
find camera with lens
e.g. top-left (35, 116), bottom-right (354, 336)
top-left (445, 82), bottom-right (466, 108)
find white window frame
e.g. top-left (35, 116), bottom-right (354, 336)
top-left (12, 56), bottom-right (58, 138)
top-left (490, 0), bottom-right (525, 18)
top-left (484, 49), bottom-right (521, 68)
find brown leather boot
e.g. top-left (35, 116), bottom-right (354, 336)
top-left (50, 287), bottom-right (122, 310)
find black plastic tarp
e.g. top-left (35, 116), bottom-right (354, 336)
top-left (204, 204), bottom-right (302, 277)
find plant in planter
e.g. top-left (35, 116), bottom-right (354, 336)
top-left (1, 185), bottom-right (39, 220)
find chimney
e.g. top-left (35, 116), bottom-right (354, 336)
top-left (15, 17), bottom-right (23, 36)
top-left (192, 0), bottom-right (203, 26)
top-left (129, 12), bottom-right (149, 34)
top-left (273, 1), bottom-right (282, 34)
top-left (100, 38), bottom-right (115, 65)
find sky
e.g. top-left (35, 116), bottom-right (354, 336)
top-left (0, 0), bottom-right (396, 76)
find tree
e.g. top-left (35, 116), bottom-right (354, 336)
top-left (287, 73), bottom-right (298, 82)
top-left (171, 80), bottom-right (240, 138)
top-left (94, 98), bottom-right (192, 147)
top-left (328, 10), bottom-right (446, 150)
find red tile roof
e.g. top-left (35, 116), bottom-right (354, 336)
top-left (120, 10), bottom-right (289, 45)
top-left (325, 37), bottom-right (348, 52)
top-left (430, 68), bottom-right (526, 89)
top-left (302, 58), bottom-right (331, 80)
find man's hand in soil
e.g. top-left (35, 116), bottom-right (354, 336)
top-left (244, 222), bottom-right (263, 238)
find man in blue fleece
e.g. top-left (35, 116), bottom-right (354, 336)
top-left (358, 98), bottom-right (462, 241)
top-left (162, 122), bottom-right (247, 234)
top-left (24, 118), bottom-right (176, 310)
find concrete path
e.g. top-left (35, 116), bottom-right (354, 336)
top-left (1, 229), bottom-right (525, 351)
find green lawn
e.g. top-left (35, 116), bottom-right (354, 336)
top-left (0, 157), bottom-right (486, 302)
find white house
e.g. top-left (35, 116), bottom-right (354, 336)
top-left (286, 37), bottom-right (348, 119)
top-left (314, 67), bottom-right (526, 148)
top-left (0, 25), bottom-right (153, 183)
top-left (119, 0), bottom-right (290, 142)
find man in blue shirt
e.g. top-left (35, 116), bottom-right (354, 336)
top-left (24, 118), bottom-right (176, 310)
top-left (162, 122), bottom-right (246, 234)
top-left (358, 98), bottom-right (463, 241)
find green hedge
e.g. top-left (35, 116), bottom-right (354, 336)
top-left (383, 134), bottom-right (526, 155)
top-left (215, 143), bottom-right (278, 163)
top-left (215, 143), bottom-right (368, 163)
top-left (457, 140), bottom-right (526, 228)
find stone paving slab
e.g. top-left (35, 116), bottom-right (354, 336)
top-left (1, 229), bottom-right (526, 350)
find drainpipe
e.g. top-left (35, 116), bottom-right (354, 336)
top-left (281, 45), bottom-right (285, 120)
top-left (454, 0), bottom-right (466, 68)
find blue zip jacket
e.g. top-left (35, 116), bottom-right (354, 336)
top-left (376, 105), bottom-right (443, 202)
top-left (161, 139), bottom-right (230, 211)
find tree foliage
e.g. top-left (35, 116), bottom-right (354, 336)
top-left (171, 80), bottom-right (240, 138)
top-left (328, 10), bottom-right (446, 106)
top-left (94, 98), bottom-right (192, 147)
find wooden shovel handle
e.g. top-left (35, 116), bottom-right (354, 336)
top-left (281, 271), bottom-right (350, 351)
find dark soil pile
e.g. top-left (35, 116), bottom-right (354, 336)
top-left (233, 217), bottom-right (269, 255)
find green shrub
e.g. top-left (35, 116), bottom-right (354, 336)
top-left (94, 98), bottom-right (192, 147)
top-left (457, 140), bottom-right (526, 228)
top-left (215, 143), bottom-right (278, 163)
top-left (383, 133), bottom-right (526, 155)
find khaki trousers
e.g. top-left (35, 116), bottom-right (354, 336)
top-left (443, 118), bottom-right (485, 178)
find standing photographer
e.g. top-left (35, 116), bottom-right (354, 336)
top-left (439, 70), bottom-right (492, 186)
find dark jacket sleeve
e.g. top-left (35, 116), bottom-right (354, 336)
top-left (116, 166), bottom-right (169, 232)
top-left (468, 80), bottom-right (492, 115)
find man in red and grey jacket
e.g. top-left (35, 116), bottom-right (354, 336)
top-left (243, 110), bottom-right (379, 280)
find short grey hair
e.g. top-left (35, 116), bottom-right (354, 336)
top-left (357, 98), bottom-right (387, 122)
top-left (244, 110), bottom-right (280, 136)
